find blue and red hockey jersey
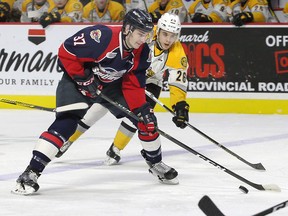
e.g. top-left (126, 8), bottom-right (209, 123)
top-left (58, 24), bottom-right (151, 111)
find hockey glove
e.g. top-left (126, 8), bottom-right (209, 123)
top-left (39, 11), bottom-right (61, 28)
top-left (149, 11), bottom-right (161, 23)
top-left (10, 8), bottom-right (21, 22)
top-left (74, 70), bottom-right (100, 99)
top-left (0, 2), bottom-right (10, 22)
top-left (191, 13), bottom-right (213, 23)
top-left (134, 102), bottom-right (157, 135)
top-left (232, 12), bottom-right (253, 26)
top-left (172, 101), bottom-right (189, 129)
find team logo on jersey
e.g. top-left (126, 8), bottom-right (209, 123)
top-left (90, 29), bottom-right (101, 43)
top-left (106, 51), bottom-right (117, 59)
top-left (73, 3), bottom-right (82, 9)
top-left (181, 57), bottom-right (187, 68)
top-left (92, 64), bottom-right (127, 83)
top-left (120, 11), bottom-right (125, 19)
top-left (146, 68), bottom-right (155, 78)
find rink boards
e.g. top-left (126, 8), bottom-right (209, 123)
top-left (0, 23), bottom-right (288, 114)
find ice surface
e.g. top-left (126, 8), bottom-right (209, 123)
top-left (0, 110), bottom-right (287, 216)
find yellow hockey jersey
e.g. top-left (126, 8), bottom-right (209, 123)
top-left (47, 0), bottom-right (83, 23)
top-left (21, 0), bottom-right (53, 22)
top-left (148, 0), bottom-right (189, 23)
top-left (146, 36), bottom-right (188, 106)
top-left (83, 0), bottom-right (125, 22)
top-left (188, 0), bottom-right (229, 22)
top-left (228, 0), bottom-right (275, 22)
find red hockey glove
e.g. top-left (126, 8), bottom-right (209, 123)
top-left (74, 70), bottom-right (101, 98)
top-left (134, 103), bottom-right (157, 135)
top-left (232, 12), bottom-right (253, 26)
top-left (172, 101), bottom-right (189, 129)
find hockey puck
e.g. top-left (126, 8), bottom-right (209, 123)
top-left (239, 185), bottom-right (249, 194)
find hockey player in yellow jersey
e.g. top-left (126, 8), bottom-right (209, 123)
top-left (230, 0), bottom-right (275, 26)
top-left (21, 0), bottom-right (53, 22)
top-left (148, 0), bottom-right (189, 23)
top-left (54, 13), bottom-right (189, 173)
top-left (188, 0), bottom-right (229, 23)
top-left (105, 12), bottom-right (189, 166)
top-left (39, 0), bottom-right (83, 28)
top-left (82, 0), bottom-right (125, 22)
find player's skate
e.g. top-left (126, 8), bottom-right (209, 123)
top-left (104, 143), bottom-right (121, 165)
top-left (55, 140), bottom-right (73, 158)
top-left (11, 165), bottom-right (40, 195)
top-left (149, 161), bottom-right (179, 185)
top-left (141, 149), bottom-right (179, 185)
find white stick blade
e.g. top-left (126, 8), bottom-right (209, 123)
top-left (55, 103), bottom-right (89, 112)
top-left (263, 184), bottom-right (281, 192)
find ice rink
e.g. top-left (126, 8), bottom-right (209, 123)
top-left (0, 109), bottom-right (288, 216)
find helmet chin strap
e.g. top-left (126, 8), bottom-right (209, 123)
top-left (156, 37), bottom-right (164, 50)
top-left (122, 31), bottom-right (133, 51)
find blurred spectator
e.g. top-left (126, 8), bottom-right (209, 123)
top-left (230, 0), bottom-right (277, 26)
top-left (82, 0), bottom-right (125, 22)
top-left (124, 0), bottom-right (154, 12)
top-left (39, 0), bottom-right (83, 28)
top-left (189, 0), bottom-right (230, 23)
top-left (148, 0), bottom-right (189, 23)
top-left (0, 0), bottom-right (21, 21)
top-left (283, 2), bottom-right (288, 22)
top-left (21, 0), bottom-right (51, 22)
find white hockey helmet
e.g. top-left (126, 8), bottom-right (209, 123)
top-left (156, 13), bottom-right (181, 37)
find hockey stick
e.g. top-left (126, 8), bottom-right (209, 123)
top-left (141, 0), bottom-right (149, 11)
top-left (0, 98), bottom-right (88, 112)
top-left (253, 200), bottom-right (288, 216)
top-left (145, 90), bottom-right (266, 171)
top-left (198, 195), bottom-right (288, 216)
top-left (267, 0), bottom-right (280, 23)
top-left (198, 195), bottom-right (225, 216)
top-left (96, 90), bottom-right (280, 192)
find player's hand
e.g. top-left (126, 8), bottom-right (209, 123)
top-left (191, 13), bottom-right (213, 22)
top-left (172, 101), bottom-right (189, 129)
top-left (0, 2), bottom-right (10, 22)
top-left (232, 12), bottom-right (253, 26)
top-left (74, 70), bottom-right (101, 99)
top-left (134, 103), bottom-right (157, 135)
top-left (39, 11), bottom-right (61, 28)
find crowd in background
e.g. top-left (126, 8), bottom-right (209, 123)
top-left (0, 0), bottom-right (288, 27)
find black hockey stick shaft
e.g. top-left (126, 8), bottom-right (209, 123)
top-left (145, 90), bottom-right (265, 171)
top-left (97, 91), bottom-right (279, 191)
top-left (198, 195), bottom-right (288, 216)
top-left (267, 0), bottom-right (280, 23)
top-left (252, 200), bottom-right (288, 216)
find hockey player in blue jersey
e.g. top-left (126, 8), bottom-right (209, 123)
top-left (12, 9), bottom-right (179, 196)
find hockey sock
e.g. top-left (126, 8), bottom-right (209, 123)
top-left (139, 133), bottom-right (162, 164)
top-left (113, 120), bottom-right (137, 150)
